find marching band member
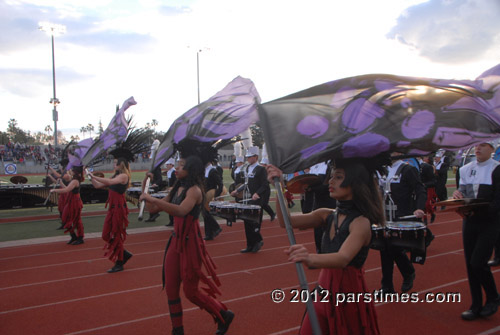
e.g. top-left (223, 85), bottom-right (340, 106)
top-left (453, 141), bottom-right (500, 320)
top-left (50, 165), bottom-right (85, 245)
top-left (267, 156), bottom-right (386, 335)
top-left (379, 153), bottom-right (426, 294)
top-left (48, 158), bottom-right (72, 230)
top-left (231, 146), bottom-right (270, 253)
top-left (202, 159), bottom-right (224, 240)
top-left (139, 140), bottom-right (234, 335)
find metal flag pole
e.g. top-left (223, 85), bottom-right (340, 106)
top-left (138, 140), bottom-right (160, 221)
top-left (257, 102), bottom-right (321, 335)
top-left (272, 177), bottom-right (322, 335)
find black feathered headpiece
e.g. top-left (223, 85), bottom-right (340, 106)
top-left (332, 152), bottom-right (391, 178)
top-left (109, 121), bottom-right (150, 162)
top-left (174, 138), bottom-right (240, 166)
top-left (59, 140), bottom-right (74, 167)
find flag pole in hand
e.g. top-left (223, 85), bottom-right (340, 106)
top-left (138, 139), bottom-right (160, 221)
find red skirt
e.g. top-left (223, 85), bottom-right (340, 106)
top-left (61, 192), bottom-right (83, 237)
top-left (102, 190), bottom-right (129, 262)
top-left (58, 192), bottom-right (69, 216)
top-left (300, 267), bottom-right (380, 335)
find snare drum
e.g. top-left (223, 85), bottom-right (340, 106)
top-left (236, 204), bottom-right (261, 222)
top-left (216, 202), bottom-right (237, 221)
top-left (385, 221), bottom-right (427, 252)
top-left (370, 224), bottom-right (386, 250)
top-left (208, 201), bottom-right (222, 215)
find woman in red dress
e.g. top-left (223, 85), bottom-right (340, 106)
top-left (89, 157), bottom-right (133, 273)
top-left (267, 157), bottom-right (386, 335)
top-left (50, 166), bottom-right (84, 245)
top-left (140, 151), bottom-right (234, 335)
top-left (48, 160), bottom-right (72, 230)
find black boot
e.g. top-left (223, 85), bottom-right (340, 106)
top-left (107, 260), bottom-right (124, 273)
top-left (172, 326), bottom-right (184, 335)
top-left (72, 236), bottom-right (84, 245)
top-left (122, 250), bottom-right (133, 265)
top-left (67, 233), bottom-right (77, 245)
top-left (216, 310), bottom-right (234, 335)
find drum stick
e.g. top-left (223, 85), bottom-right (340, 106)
top-left (398, 215), bottom-right (417, 220)
top-left (214, 194), bottom-right (232, 200)
top-left (138, 140), bottom-right (160, 221)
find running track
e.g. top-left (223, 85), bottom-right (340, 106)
top-left (0, 212), bottom-right (499, 335)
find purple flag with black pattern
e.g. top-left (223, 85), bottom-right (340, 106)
top-left (258, 63), bottom-right (500, 173)
top-left (66, 138), bottom-right (94, 170)
top-left (80, 97), bottom-right (135, 166)
top-left (154, 76), bottom-right (260, 168)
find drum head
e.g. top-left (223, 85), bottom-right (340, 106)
top-left (386, 221), bottom-right (425, 230)
top-left (286, 174), bottom-right (321, 194)
top-left (10, 176), bottom-right (28, 184)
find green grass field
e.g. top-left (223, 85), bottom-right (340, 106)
top-left (0, 169), bottom-right (458, 243)
top-left (0, 169), bottom-right (286, 242)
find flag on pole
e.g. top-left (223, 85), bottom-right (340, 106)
top-left (258, 63), bottom-right (500, 173)
top-left (154, 76), bottom-right (260, 168)
top-left (80, 97), bottom-right (135, 166)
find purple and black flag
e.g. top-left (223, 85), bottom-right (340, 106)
top-left (154, 76), bottom-right (260, 168)
top-left (80, 97), bottom-right (135, 166)
top-left (258, 63), bottom-right (500, 173)
top-left (66, 138), bottom-right (94, 171)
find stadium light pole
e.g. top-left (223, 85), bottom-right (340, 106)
top-left (39, 22), bottom-right (66, 147)
top-left (195, 47), bottom-right (210, 104)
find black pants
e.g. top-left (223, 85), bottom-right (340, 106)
top-left (202, 209), bottom-right (220, 238)
top-left (243, 200), bottom-right (263, 248)
top-left (463, 219), bottom-right (500, 312)
top-left (380, 245), bottom-right (415, 290)
top-left (493, 234), bottom-right (500, 258)
top-left (261, 203), bottom-right (275, 218)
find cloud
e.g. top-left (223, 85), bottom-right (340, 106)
top-left (0, 67), bottom-right (91, 97)
top-left (387, 0), bottom-right (500, 63)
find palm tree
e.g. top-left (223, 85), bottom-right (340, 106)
top-left (80, 126), bottom-right (87, 138)
top-left (151, 119), bottom-right (158, 130)
top-left (70, 135), bottom-right (80, 142)
top-left (87, 124), bottom-right (95, 138)
top-left (44, 125), bottom-right (52, 137)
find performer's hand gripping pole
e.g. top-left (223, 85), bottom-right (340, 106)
top-left (138, 140), bottom-right (160, 221)
top-left (273, 177), bottom-right (321, 335)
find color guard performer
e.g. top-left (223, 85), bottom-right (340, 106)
top-left (50, 165), bottom-right (85, 245)
top-left (267, 157), bottom-right (385, 335)
top-left (139, 140), bottom-right (234, 335)
top-left (453, 141), bottom-right (500, 320)
top-left (89, 150), bottom-right (134, 273)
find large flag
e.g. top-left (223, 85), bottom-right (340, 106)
top-left (66, 138), bottom-right (94, 170)
top-left (80, 97), bottom-right (135, 166)
top-left (258, 63), bottom-right (500, 173)
top-left (154, 76), bottom-right (260, 168)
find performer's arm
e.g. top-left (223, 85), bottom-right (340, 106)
top-left (50, 179), bottom-right (78, 194)
top-left (488, 165), bottom-right (500, 216)
top-left (286, 216), bottom-right (371, 268)
top-left (140, 185), bottom-right (201, 217)
top-left (91, 173), bottom-right (128, 186)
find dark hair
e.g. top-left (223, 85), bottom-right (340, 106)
top-left (334, 161), bottom-right (385, 226)
top-left (71, 166), bottom-right (84, 182)
top-left (169, 155), bottom-right (205, 203)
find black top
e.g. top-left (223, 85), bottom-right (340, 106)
top-left (321, 202), bottom-right (369, 268)
top-left (205, 167), bottom-right (223, 197)
top-left (109, 175), bottom-right (128, 194)
top-left (388, 164), bottom-right (426, 218)
top-left (170, 186), bottom-right (201, 219)
top-left (71, 181), bottom-right (80, 194)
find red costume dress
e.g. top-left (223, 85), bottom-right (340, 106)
top-left (57, 179), bottom-right (69, 218)
top-left (164, 187), bottom-right (227, 329)
top-left (61, 182), bottom-right (84, 238)
top-left (102, 180), bottom-right (129, 262)
top-left (300, 202), bottom-right (380, 335)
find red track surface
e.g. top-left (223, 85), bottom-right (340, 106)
top-left (1, 212), bottom-right (499, 335)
